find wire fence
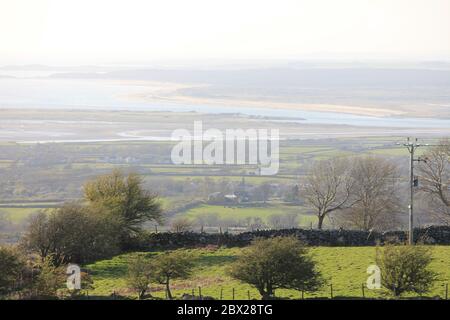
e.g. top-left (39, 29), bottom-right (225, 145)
top-left (104, 281), bottom-right (449, 300)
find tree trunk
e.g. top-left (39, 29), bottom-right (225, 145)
top-left (317, 215), bottom-right (325, 230)
top-left (261, 293), bottom-right (270, 300)
top-left (260, 283), bottom-right (273, 300)
top-left (260, 290), bottom-right (272, 300)
top-left (166, 279), bottom-right (173, 300)
top-left (393, 287), bottom-right (401, 298)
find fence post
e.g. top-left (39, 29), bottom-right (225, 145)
top-left (330, 284), bottom-right (333, 299)
top-left (220, 287), bottom-right (223, 300)
top-left (247, 290), bottom-right (250, 300)
top-left (199, 286), bottom-right (202, 299)
top-left (301, 290), bottom-right (304, 300)
top-left (232, 288), bottom-right (235, 300)
top-left (362, 283), bottom-right (365, 298)
top-left (446, 283), bottom-right (448, 300)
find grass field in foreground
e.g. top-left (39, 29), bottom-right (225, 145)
top-left (85, 246), bottom-right (450, 300)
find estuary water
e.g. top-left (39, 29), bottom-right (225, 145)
top-left (1, 77), bottom-right (450, 129)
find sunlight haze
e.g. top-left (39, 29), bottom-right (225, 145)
top-left (1, 0), bottom-right (450, 65)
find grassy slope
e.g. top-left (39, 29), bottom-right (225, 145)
top-left (85, 246), bottom-right (450, 300)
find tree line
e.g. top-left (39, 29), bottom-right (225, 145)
top-left (303, 140), bottom-right (450, 230)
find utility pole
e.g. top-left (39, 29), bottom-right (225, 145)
top-left (401, 138), bottom-right (425, 245)
top-left (399, 138), bottom-right (447, 244)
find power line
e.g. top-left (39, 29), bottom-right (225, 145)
top-left (401, 138), bottom-right (426, 245)
top-left (398, 137), bottom-right (446, 245)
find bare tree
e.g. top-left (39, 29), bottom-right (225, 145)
top-left (340, 156), bottom-right (402, 231)
top-left (419, 140), bottom-right (450, 223)
top-left (303, 159), bottom-right (353, 229)
top-left (268, 214), bottom-right (283, 229)
top-left (170, 217), bottom-right (193, 233)
top-left (268, 213), bottom-right (299, 229)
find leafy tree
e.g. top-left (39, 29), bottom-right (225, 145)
top-left (126, 255), bottom-right (152, 299)
top-left (84, 170), bottom-right (162, 246)
top-left (0, 246), bottom-right (26, 296)
top-left (23, 170), bottom-right (161, 265)
top-left (376, 244), bottom-right (437, 297)
top-left (228, 236), bottom-right (323, 299)
top-left (22, 211), bottom-right (51, 261)
top-left (22, 204), bottom-right (120, 266)
top-left (150, 251), bottom-right (195, 300)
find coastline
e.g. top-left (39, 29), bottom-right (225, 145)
top-left (128, 92), bottom-right (405, 118)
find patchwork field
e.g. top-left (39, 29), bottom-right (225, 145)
top-left (181, 204), bottom-right (318, 228)
top-left (85, 246), bottom-right (450, 300)
top-left (0, 135), bottom-right (441, 236)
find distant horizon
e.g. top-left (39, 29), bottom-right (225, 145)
top-left (2, 58), bottom-right (450, 70)
top-left (1, 0), bottom-right (449, 65)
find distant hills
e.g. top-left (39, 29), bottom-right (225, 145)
top-left (48, 67), bottom-right (450, 87)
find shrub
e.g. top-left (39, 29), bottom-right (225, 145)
top-left (126, 255), bottom-right (152, 299)
top-left (22, 204), bottom-right (120, 266)
top-left (150, 251), bottom-right (195, 299)
top-left (376, 244), bottom-right (437, 297)
top-left (0, 246), bottom-right (26, 297)
top-left (228, 236), bottom-right (323, 299)
top-left (32, 256), bottom-right (66, 299)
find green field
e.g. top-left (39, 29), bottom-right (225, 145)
top-left (0, 207), bottom-right (43, 223)
top-left (180, 204), bottom-right (319, 227)
top-left (0, 136), bottom-right (418, 225)
top-left (85, 246), bottom-right (450, 300)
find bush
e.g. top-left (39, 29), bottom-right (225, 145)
top-left (150, 251), bottom-right (195, 299)
top-left (376, 244), bottom-right (437, 297)
top-left (126, 255), bottom-right (152, 299)
top-left (22, 204), bottom-right (120, 266)
top-left (228, 236), bottom-right (323, 299)
top-left (31, 256), bottom-right (66, 299)
top-left (0, 246), bottom-right (26, 297)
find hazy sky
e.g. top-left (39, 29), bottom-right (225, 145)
top-left (1, 0), bottom-right (450, 65)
